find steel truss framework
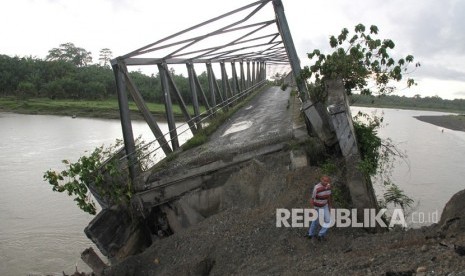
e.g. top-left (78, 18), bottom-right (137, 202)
top-left (112, 0), bottom-right (307, 179)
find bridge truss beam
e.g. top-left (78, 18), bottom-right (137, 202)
top-left (110, 0), bottom-right (300, 180)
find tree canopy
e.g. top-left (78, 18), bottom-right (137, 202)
top-left (0, 45), bottom-right (211, 104)
top-left (99, 48), bottom-right (112, 67)
top-left (301, 24), bottom-right (421, 102)
top-left (46, 42), bottom-right (93, 67)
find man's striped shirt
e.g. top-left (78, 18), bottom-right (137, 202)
top-left (311, 183), bottom-right (331, 207)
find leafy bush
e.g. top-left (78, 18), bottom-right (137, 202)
top-left (353, 111), bottom-right (413, 211)
top-left (43, 138), bottom-right (150, 214)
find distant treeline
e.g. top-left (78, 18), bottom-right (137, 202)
top-left (0, 54), bottom-right (211, 104)
top-left (350, 93), bottom-right (465, 112)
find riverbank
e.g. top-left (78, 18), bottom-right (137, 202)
top-left (2, 97), bottom-right (465, 129)
top-left (0, 97), bottom-right (199, 120)
top-left (104, 163), bottom-right (465, 275)
top-left (415, 114), bottom-right (465, 132)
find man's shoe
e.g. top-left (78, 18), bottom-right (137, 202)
top-left (317, 235), bottom-right (327, 241)
top-left (305, 235), bottom-right (314, 240)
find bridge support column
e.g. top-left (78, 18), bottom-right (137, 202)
top-left (206, 63), bottom-right (217, 113)
top-left (260, 61), bottom-right (266, 81)
top-left (220, 62), bottom-right (233, 106)
top-left (186, 62), bottom-right (202, 130)
top-left (239, 61), bottom-right (246, 92)
top-left (158, 63), bottom-right (180, 150)
top-left (326, 79), bottom-right (379, 213)
top-left (231, 62), bottom-right (239, 97)
top-left (163, 64), bottom-right (198, 136)
top-left (246, 61), bottom-right (251, 89)
top-left (272, 0), bottom-right (336, 146)
top-left (120, 64), bottom-right (172, 156)
top-left (112, 61), bottom-right (138, 181)
top-left (251, 62), bottom-right (256, 86)
top-left (192, 65), bottom-right (213, 116)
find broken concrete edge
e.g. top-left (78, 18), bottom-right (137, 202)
top-left (83, 147), bottom-right (292, 268)
top-left (81, 247), bottom-right (108, 276)
top-left (301, 100), bottom-right (338, 146)
top-left (132, 143), bottom-right (287, 212)
top-left (84, 205), bottom-right (152, 264)
top-left (141, 129), bottom-right (293, 186)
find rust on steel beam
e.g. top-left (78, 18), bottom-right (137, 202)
top-left (157, 63), bottom-right (179, 151)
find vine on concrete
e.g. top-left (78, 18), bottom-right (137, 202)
top-left (353, 110), bottom-right (413, 210)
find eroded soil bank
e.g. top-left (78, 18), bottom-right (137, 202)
top-left (103, 154), bottom-right (465, 275)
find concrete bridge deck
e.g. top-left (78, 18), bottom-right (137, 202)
top-left (131, 85), bottom-right (302, 213)
top-left (84, 85), bottom-right (310, 262)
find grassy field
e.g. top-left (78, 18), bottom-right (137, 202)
top-left (0, 97), bottom-right (204, 120)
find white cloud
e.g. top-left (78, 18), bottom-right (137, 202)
top-left (1, 0), bottom-right (465, 99)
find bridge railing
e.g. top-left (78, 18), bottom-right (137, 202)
top-left (113, 61), bottom-right (268, 180)
top-left (121, 78), bottom-right (268, 173)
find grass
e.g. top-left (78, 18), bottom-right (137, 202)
top-left (0, 97), bottom-right (205, 120)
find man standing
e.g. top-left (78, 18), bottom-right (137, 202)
top-left (307, 175), bottom-right (332, 241)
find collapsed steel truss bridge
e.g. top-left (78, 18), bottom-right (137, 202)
top-left (111, 0), bottom-right (308, 179)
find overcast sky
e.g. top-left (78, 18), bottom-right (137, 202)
top-left (2, 0), bottom-right (465, 99)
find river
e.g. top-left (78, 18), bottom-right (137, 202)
top-left (0, 108), bottom-right (464, 275)
top-left (352, 107), bottom-right (465, 227)
top-left (0, 113), bottom-right (191, 275)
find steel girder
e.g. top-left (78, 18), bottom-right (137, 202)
top-left (111, 0), bottom-right (305, 180)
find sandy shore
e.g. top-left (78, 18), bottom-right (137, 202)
top-left (414, 114), bottom-right (465, 132)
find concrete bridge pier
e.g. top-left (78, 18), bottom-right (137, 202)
top-left (326, 79), bottom-right (379, 218)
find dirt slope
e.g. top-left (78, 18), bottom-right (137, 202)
top-left (105, 162), bottom-right (465, 275)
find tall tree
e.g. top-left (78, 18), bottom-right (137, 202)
top-left (99, 48), bottom-right (112, 67)
top-left (301, 24), bottom-right (420, 101)
top-left (46, 42), bottom-right (93, 67)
